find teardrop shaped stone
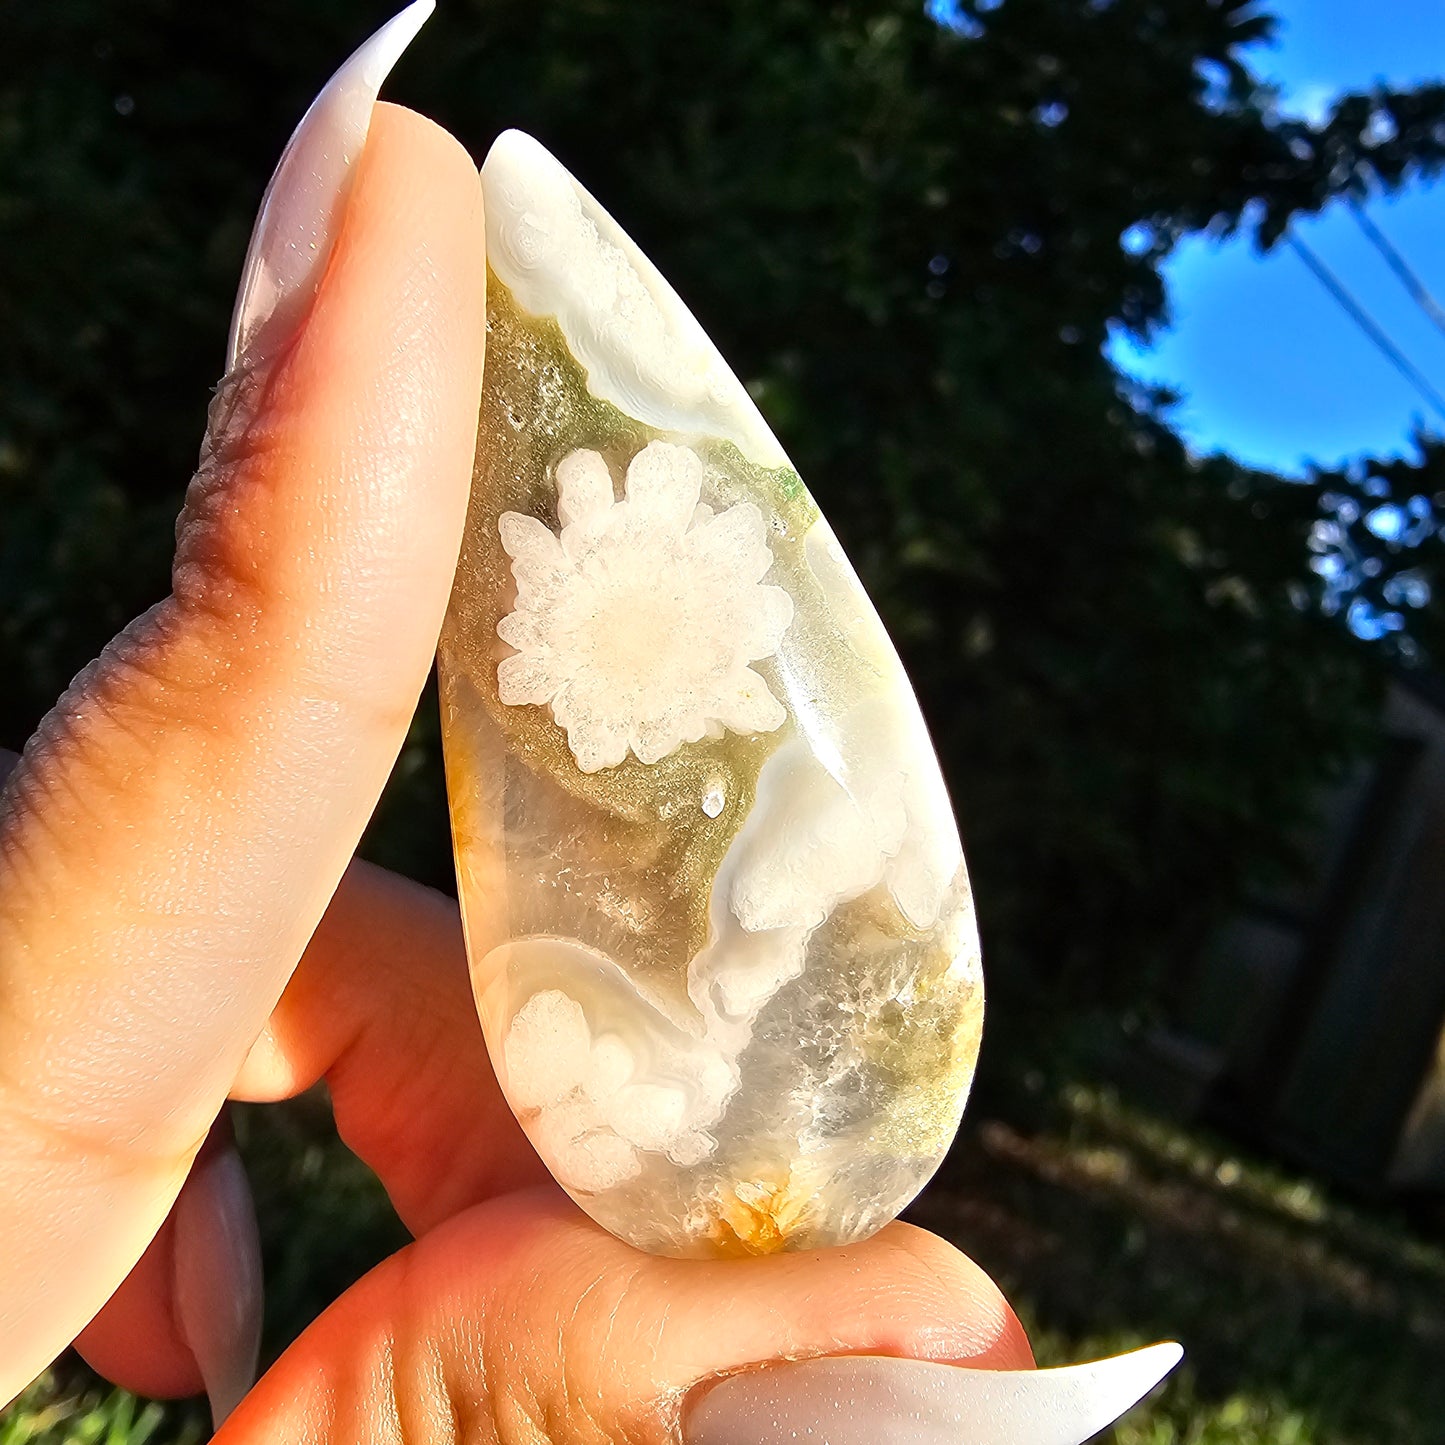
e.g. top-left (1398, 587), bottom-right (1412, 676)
top-left (438, 130), bottom-right (982, 1258)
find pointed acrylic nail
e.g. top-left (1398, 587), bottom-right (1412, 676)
top-left (226, 0), bottom-right (435, 371)
top-left (172, 1142), bottom-right (265, 1430)
top-left (684, 1342), bottom-right (1184, 1445)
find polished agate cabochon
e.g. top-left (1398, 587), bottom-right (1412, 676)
top-left (438, 130), bottom-right (982, 1257)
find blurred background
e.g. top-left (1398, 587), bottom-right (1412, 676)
top-left (3, 0), bottom-right (1445, 1440)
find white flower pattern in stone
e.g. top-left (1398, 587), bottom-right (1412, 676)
top-left (496, 441), bottom-right (795, 772)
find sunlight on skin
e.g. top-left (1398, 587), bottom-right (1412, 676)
top-left (215, 1194), bottom-right (1028, 1445)
top-left (0, 104), bottom-right (487, 1402)
top-left (0, 98), bottom-right (1033, 1439)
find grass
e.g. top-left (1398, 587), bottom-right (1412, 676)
top-left (912, 1067), bottom-right (1445, 1444)
top-left (0, 1374), bottom-right (198, 1445)
top-left (3, 1059), bottom-right (1443, 1442)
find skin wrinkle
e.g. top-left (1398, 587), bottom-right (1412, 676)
top-left (1, 768), bottom-right (251, 1138)
top-left (3, 612), bottom-right (265, 946)
top-left (0, 105), bottom-right (488, 1404)
top-left (428, 1281), bottom-right (486, 1445)
top-left (391, 1075), bottom-right (485, 1208)
top-left (0, 101), bottom-right (1043, 1428)
top-left (569, 1371), bottom-right (613, 1445)
top-left (405, 1334), bottom-right (462, 1445)
top-left (0, 773), bottom-right (84, 923)
top-left (545, 1258), bottom-right (568, 1438)
top-left (441, 1378), bottom-right (465, 1445)
top-left (194, 348), bottom-right (286, 478)
top-left (353, 970), bottom-right (457, 1113)
top-left (419, 1301), bottom-right (479, 1445)
top-left (619, 1297), bottom-right (676, 1445)
top-left (21, 998), bottom-right (185, 1137)
top-left (473, 1293), bottom-right (510, 1445)
top-left (0, 1068), bottom-right (203, 1178)
top-left (332, 1069), bottom-right (462, 1213)
top-left (16, 676), bottom-right (237, 917)
top-left (15, 676), bottom-right (407, 1127)
top-left (893, 1226), bottom-right (1009, 1359)
top-left (478, 1262), bottom-right (543, 1445)
top-left (564, 1270), bottom-right (609, 1341)
top-left (179, 362), bottom-right (445, 739)
top-left (203, 1183), bottom-right (1027, 1442)
top-left (344, 1331), bottom-right (399, 1445)
top-left (646, 1295), bottom-right (676, 1438)
top-left (0, 903), bottom-right (216, 1169)
top-left (94, 607), bottom-right (248, 711)
top-left (10, 707), bottom-right (121, 836)
top-left (390, 1209), bottom-right (455, 1445)
top-left (172, 441), bottom-right (280, 640)
top-left (585, 1263), bottom-right (635, 1440)
top-left (388, 1330), bottom-right (421, 1445)
top-left (306, 1002), bottom-right (374, 1109)
top-left (176, 305), bottom-right (366, 635)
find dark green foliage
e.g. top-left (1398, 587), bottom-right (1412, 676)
top-left (1305, 438), bottom-right (1445, 661)
top-left (3, 0), bottom-right (1441, 1008)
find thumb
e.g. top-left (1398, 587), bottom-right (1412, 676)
top-left (217, 1190), bottom-right (1177, 1445)
top-left (0, 73), bottom-right (483, 1416)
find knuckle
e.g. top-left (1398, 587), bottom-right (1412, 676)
top-left (7, 607), bottom-right (179, 808)
top-left (173, 360), bottom-right (297, 633)
top-left (440, 1219), bottom-right (659, 1445)
top-left (16, 603), bottom-right (236, 791)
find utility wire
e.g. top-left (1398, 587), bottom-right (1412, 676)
top-left (1346, 196), bottom-right (1445, 342)
top-left (1286, 228), bottom-right (1445, 425)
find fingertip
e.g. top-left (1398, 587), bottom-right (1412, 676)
top-left (879, 1220), bottom-right (1036, 1368)
top-left (72, 1210), bottom-right (206, 1402)
top-left (371, 100), bottom-right (483, 190)
top-left (174, 1146), bottom-right (263, 1428)
top-left (71, 1123), bottom-right (263, 1413)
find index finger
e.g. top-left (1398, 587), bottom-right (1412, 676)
top-left (0, 87), bottom-right (484, 1402)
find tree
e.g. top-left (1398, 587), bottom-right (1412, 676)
top-left (3, 0), bottom-right (1442, 1006)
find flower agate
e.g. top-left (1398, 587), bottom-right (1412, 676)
top-left (437, 131), bottom-right (983, 1257)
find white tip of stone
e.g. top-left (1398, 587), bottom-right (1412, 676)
top-left (684, 1342), bottom-right (1184, 1445)
top-left (478, 128), bottom-right (791, 470)
top-left (485, 127), bottom-right (550, 171)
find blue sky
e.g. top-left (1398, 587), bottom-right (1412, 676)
top-left (1108, 0), bottom-right (1445, 477)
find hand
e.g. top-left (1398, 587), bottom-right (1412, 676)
top-left (0, 9), bottom-right (1175, 1442)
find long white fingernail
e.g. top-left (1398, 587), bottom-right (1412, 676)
top-left (226, 0), bottom-right (435, 371)
top-left (172, 1144), bottom-right (265, 1430)
top-left (684, 1343), bottom-right (1183, 1445)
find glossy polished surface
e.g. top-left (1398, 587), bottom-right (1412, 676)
top-left (438, 130), bottom-right (982, 1256)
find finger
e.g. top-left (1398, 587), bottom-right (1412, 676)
top-left (217, 1190), bottom-right (1035, 1445)
top-left (73, 1114), bottom-right (262, 1428)
top-left (232, 859), bottom-right (551, 1233)
top-left (74, 862), bottom-right (546, 1414)
top-left (0, 94), bottom-right (485, 1400)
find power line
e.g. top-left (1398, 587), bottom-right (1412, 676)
top-left (1286, 229), bottom-right (1445, 425)
top-left (1346, 197), bottom-right (1445, 342)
